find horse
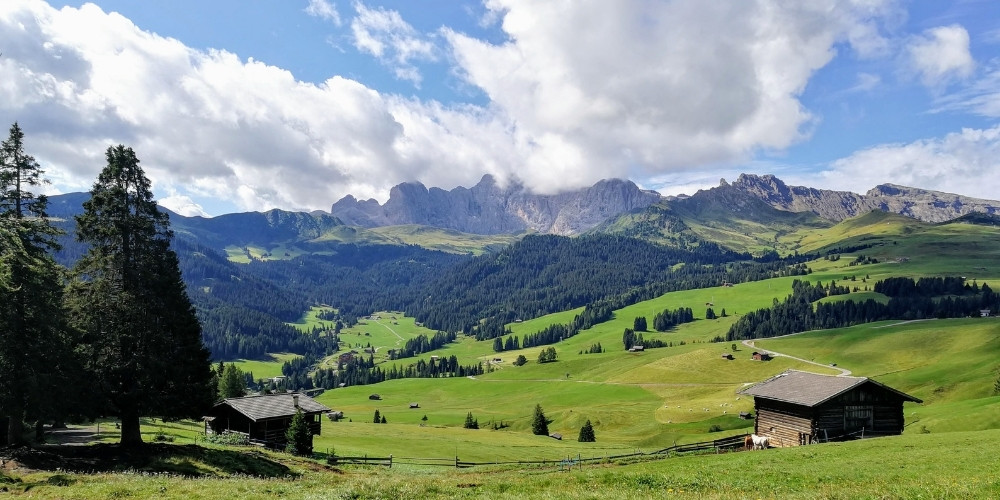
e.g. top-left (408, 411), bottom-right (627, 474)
top-left (744, 434), bottom-right (754, 450)
top-left (751, 434), bottom-right (770, 450)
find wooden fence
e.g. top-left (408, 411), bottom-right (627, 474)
top-left (323, 433), bottom-right (750, 469)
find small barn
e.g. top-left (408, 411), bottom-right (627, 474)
top-left (369, 394), bottom-right (382, 400)
top-left (205, 393), bottom-right (330, 446)
top-left (751, 351), bottom-right (772, 361)
top-left (721, 353), bottom-right (734, 360)
top-left (739, 370), bottom-right (921, 447)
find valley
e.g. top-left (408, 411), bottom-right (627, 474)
top-left (7, 175), bottom-right (1000, 498)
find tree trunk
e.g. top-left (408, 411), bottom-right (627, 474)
top-left (34, 420), bottom-right (44, 443)
top-left (120, 407), bottom-right (143, 447)
top-left (7, 405), bottom-right (25, 446)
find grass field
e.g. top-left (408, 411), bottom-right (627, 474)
top-left (8, 428), bottom-right (1000, 498)
top-left (230, 353), bottom-right (302, 380)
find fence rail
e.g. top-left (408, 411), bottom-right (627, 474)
top-left (323, 433), bottom-right (751, 470)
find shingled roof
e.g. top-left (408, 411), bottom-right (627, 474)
top-left (215, 393), bottom-right (331, 421)
top-left (739, 370), bottom-right (922, 407)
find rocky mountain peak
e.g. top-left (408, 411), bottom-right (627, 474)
top-left (331, 177), bottom-right (661, 235)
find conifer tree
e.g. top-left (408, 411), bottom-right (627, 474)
top-left (284, 408), bottom-right (312, 455)
top-left (373, 409), bottom-right (381, 423)
top-left (0, 123), bottom-right (75, 445)
top-left (578, 419), bottom-right (596, 442)
top-left (68, 145), bottom-right (214, 446)
top-left (532, 404), bottom-right (549, 436)
top-left (463, 412), bottom-right (479, 429)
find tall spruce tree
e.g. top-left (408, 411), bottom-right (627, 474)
top-left (578, 419), bottom-right (596, 442)
top-left (68, 145), bottom-right (214, 446)
top-left (284, 408), bottom-right (313, 455)
top-left (0, 123), bottom-right (73, 445)
top-left (531, 404), bottom-right (549, 436)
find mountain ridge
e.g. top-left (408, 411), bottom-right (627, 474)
top-left (331, 174), bottom-right (663, 235)
top-left (729, 173), bottom-right (1000, 222)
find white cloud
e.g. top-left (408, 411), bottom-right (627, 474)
top-left (906, 24), bottom-right (975, 87)
top-left (305, 0), bottom-right (341, 26)
top-left (445, 0), bottom-right (901, 192)
top-left (0, 0), bottom-right (909, 214)
top-left (350, 2), bottom-right (436, 85)
top-left (816, 126), bottom-right (1000, 199)
top-left (933, 62), bottom-right (1000, 117)
top-left (159, 192), bottom-right (210, 218)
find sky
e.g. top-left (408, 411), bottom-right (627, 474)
top-left (2, 0), bottom-right (1000, 217)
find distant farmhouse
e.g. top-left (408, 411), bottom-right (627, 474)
top-left (205, 393), bottom-right (330, 447)
top-left (739, 370), bottom-right (921, 447)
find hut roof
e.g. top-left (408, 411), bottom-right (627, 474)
top-left (214, 393), bottom-right (330, 421)
top-left (738, 370), bottom-right (922, 407)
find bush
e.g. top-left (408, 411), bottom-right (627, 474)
top-left (708, 424), bottom-right (723, 433)
top-left (206, 430), bottom-right (250, 446)
top-left (513, 355), bottom-right (527, 366)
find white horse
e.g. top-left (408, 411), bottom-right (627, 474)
top-left (751, 434), bottom-right (770, 450)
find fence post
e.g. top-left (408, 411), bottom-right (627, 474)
top-left (389, 454), bottom-right (393, 468)
top-left (455, 456), bottom-right (459, 469)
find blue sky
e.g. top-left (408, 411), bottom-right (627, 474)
top-left (2, 1), bottom-right (999, 216)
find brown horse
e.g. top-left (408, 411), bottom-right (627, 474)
top-left (744, 434), bottom-right (753, 450)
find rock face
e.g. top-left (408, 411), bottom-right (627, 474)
top-left (331, 175), bottom-right (662, 235)
top-left (730, 174), bottom-right (1000, 223)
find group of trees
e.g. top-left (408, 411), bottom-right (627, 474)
top-left (727, 277), bottom-right (999, 341)
top-left (390, 331), bottom-right (457, 359)
top-left (651, 307), bottom-right (695, 331)
top-left (410, 233), bottom-right (811, 336)
top-left (310, 355), bottom-right (486, 390)
top-left (0, 125), bottom-right (213, 446)
top-left (536, 347), bottom-right (558, 363)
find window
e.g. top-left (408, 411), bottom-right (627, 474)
top-left (844, 405), bottom-right (873, 430)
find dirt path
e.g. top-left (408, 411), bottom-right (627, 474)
top-left (741, 338), bottom-right (853, 376)
top-left (45, 423), bottom-right (119, 446)
top-left (374, 319), bottom-right (405, 347)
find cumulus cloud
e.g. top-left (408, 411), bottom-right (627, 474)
top-left (816, 126), bottom-right (1000, 199)
top-left (906, 25), bottom-right (975, 87)
top-left (0, 0), bottom-right (906, 214)
top-left (350, 2), bottom-right (436, 85)
top-left (305, 0), bottom-right (341, 26)
top-left (446, 0), bottom-right (900, 192)
top-left (159, 193), bottom-right (210, 218)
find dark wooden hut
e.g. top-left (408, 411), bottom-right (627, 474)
top-left (739, 370), bottom-right (921, 447)
top-left (205, 393), bottom-right (330, 446)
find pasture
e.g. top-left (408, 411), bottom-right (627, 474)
top-left (8, 428), bottom-right (1000, 498)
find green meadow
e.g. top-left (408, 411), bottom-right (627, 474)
top-left (11, 212), bottom-right (1000, 497)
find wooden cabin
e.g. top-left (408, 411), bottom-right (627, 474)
top-left (205, 393), bottom-right (330, 446)
top-left (751, 351), bottom-right (772, 361)
top-left (739, 370), bottom-right (921, 447)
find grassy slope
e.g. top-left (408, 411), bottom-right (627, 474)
top-left (10, 429), bottom-right (1000, 499)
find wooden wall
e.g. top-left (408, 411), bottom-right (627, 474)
top-left (754, 383), bottom-right (910, 447)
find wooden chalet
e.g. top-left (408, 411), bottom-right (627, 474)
top-left (751, 351), bottom-right (772, 361)
top-left (205, 393), bottom-right (330, 446)
top-left (739, 370), bottom-right (921, 447)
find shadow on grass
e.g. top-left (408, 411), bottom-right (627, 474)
top-left (4, 443), bottom-right (296, 478)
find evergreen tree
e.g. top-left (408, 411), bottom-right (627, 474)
top-left (463, 411), bottom-right (479, 429)
top-left (0, 123), bottom-right (75, 445)
top-left (67, 145), bottom-right (214, 446)
top-left (218, 363), bottom-right (248, 399)
top-left (513, 355), bottom-right (527, 366)
top-left (532, 404), bottom-right (549, 436)
top-left (578, 419), bottom-right (595, 442)
top-left (706, 307), bottom-right (717, 320)
top-left (284, 408), bottom-right (313, 455)
top-left (373, 409), bottom-right (381, 423)
top-left (633, 316), bottom-right (647, 331)
top-left (380, 415), bottom-right (387, 424)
